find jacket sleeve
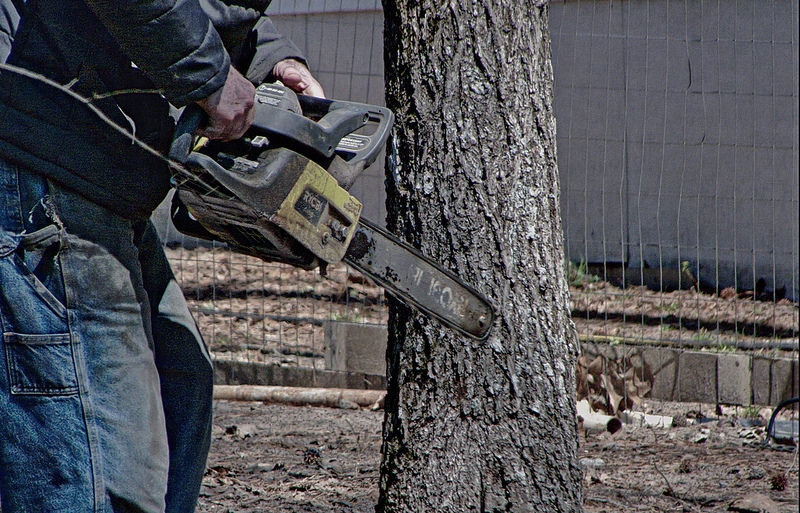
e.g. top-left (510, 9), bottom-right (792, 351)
top-left (244, 15), bottom-right (307, 84)
top-left (199, 1), bottom-right (308, 85)
top-left (200, 0), bottom-right (260, 53)
top-left (84, 0), bottom-right (230, 106)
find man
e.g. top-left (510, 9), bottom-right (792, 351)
top-left (0, 1), bottom-right (322, 511)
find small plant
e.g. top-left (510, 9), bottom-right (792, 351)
top-left (692, 327), bottom-right (714, 343)
top-left (739, 405), bottom-right (761, 419)
top-left (680, 261), bottom-right (699, 290)
top-left (565, 259), bottom-right (600, 288)
top-left (710, 342), bottom-right (737, 353)
top-left (661, 302), bottom-right (681, 314)
top-left (328, 311), bottom-right (364, 323)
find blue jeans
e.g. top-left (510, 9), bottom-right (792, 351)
top-left (139, 219), bottom-right (214, 513)
top-left (0, 161), bottom-right (213, 512)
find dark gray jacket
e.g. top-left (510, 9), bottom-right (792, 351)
top-left (0, 0), bottom-right (305, 219)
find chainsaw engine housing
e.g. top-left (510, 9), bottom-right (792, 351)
top-left (169, 82), bottom-right (392, 269)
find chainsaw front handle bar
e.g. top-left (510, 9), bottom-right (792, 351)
top-left (294, 90), bottom-right (394, 170)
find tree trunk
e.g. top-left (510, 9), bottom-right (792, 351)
top-left (378, 1), bottom-right (583, 511)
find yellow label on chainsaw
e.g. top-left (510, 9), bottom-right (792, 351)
top-left (273, 160), bottom-right (362, 264)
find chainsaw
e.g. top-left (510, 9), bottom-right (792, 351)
top-left (168, 82), bottom-right (495, 340)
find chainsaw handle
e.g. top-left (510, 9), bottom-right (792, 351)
top-left (251, 100), bottom-right (368, 160)
top-left (252, 83), bottom-right (393, 169)
top-left (298, 94), bottom-right (394, 169)
top-left (169, 84), bottom-right (395, 191)
top-left (169, 103), bottom-right (207, 164)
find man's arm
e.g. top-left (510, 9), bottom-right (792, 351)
top-left (84, 0), bottom-right (231, 106)
top-left (197, 2), bottom-right (324, 139)
top-left (197, 1), bottom-right (323, 97)
top-left (85, 1), bottom-right (325, 141)
top-left (84, 0), bottom-right (260, 141)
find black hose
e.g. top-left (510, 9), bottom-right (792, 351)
top-left (766, 396), bottom-right (799, 444)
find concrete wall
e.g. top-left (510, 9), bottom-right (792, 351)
top-left (155, 1), bottom-right (799, 300)
top-left (215, 321), bottom-right (799, 407)
top-left (268, 0), bottom-right (381, 15)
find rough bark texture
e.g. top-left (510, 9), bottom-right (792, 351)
top-left (378, 1), bottom-right (583, 511)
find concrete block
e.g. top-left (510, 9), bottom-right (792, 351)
top-left (325, 321), bottom-right (388, 376)
top-left (582, 341), bottom-right (627, 362)
top-left (213, 359), bottom-right (386, 391)
top-left (677, 351), bottom-right (717, 404)
top-left (717, 353), bottom-right (752, 406)
top-left (642, 347), bottom-right (680, 401)
top-left (751, 357), bottom-right (771, 406)
top-left (770, 357), bottom-right (799, 405)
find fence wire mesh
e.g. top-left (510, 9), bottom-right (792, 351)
top-left (552, 0), bottom-right (798, 354)
top-left (159, 0), bottom-right (798, 405)
top-left (161, 246), bottom-right (387, 371)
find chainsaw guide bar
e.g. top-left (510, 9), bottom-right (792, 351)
top-left (344, 219), bottom-right (494, 340)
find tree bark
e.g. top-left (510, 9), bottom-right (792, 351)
top-left (378, 1), bottom-right (583, 511)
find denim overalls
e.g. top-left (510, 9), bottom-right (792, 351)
top-left (0, 159), bottom-right (213, 513)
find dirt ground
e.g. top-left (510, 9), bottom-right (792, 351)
top-left (197, 399), bottom-right (798, 513)
top-left (199, 401), bottom-right (382, 512)
top-left (166, 248), bottom-right (799, 512)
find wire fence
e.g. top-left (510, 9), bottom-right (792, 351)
top-left (158, 0), bottom-right (798, 404)
top-left (552, 0), bottom-right (798, 351)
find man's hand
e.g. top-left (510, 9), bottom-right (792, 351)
top-left (272, 58), bottom-right (325, 98)
top-left (196, 66), bottom-right (255, 141)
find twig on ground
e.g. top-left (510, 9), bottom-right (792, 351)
top-left (651, 460), bottom-right (676, 497)
top-left (584, 496), bottom-right (628, 510)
